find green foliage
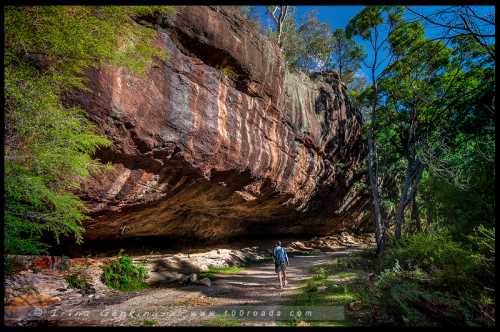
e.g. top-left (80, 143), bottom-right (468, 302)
top-left (372, 276), bottom-right (471, 326)
top-left (4, 6), bottom-right (174, 255)
top-left (349, 5), bottom-right (494, 244)
top-left (297, 11), bottom-right (333, 71)
top-left (279, 7), bottom-right (306, 70)
top-left (382, 231), bottom-right (486, 290)
top-left (368, 230), bottom-right (496, 326)
top-left (264, 7), bottom-right (366, 87)
top-left (101, 254), bottom-right (149, 291)
top-left (468, 225), bottom-right (495, 257)
top-left (4, 6), bottom-right (174, 80)
top-left (4, 256), bottom-right (27, 276)
top-left (284, 252), bottom-right (373, 327)
top-left (201, 315), bottom-right (241, 327)
top-left (346, 6), bottom-right (403, 41)
top-left (418, 133), bottom-right (495, 235)
top-left (198, 265), bottom-right (244, 280)
top-left (373, 268), bottom-right (484, 326)
top-left (347, 6), bottom-right (494, 326)
top-left (328, 28), bottom-right (365, 86)
top-left (271, 8), bottom-right (345, 74)
top-left (65, 271), bottom-right (92, 293)
top-left (215, 63), bottom-right (238, 80)
top-left (467, 225), bottom-right (495, 284)
top-left (238, 6), bottom-right (262, 33)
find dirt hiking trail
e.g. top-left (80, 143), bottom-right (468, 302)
top-left (56, 248), bottom-right (365, 326)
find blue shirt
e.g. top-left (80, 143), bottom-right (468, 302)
top-left (273, 246), bottom-right (289, 265)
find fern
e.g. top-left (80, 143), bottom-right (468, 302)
top-left (101, 254), bottom-right (149, 291)
top-left (4, 6), bottom-right (175, 254)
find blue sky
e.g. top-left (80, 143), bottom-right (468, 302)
top-left (253, 6), bottom-right (495, 83)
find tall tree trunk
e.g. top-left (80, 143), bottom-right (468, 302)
top-left (426, 195), bottom-right (434, 228)
top-left (277, 21), bottom-right (283, 47)
top-left (394, 159), bottom-right (413, 239)
top-left (368, 131), bottom-right (384, 255)
top-left (394, 106), bottom-right (419, 240)
top-left (271, 6), bottom-right (288, 48)
top-left (394, 159), bottom-right (424, 239)
top-left (367, 27), bottom-right (385, 255)
top-left (411, 194), bottom-right (421, 232)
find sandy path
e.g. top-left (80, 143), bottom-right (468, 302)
top-left (50, 247), bottom-right (364, 326)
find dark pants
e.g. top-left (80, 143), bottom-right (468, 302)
top-left (275, 263), bottom-right (286, 273)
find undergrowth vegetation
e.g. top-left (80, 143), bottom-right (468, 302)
top-left (101, 253), bottom-right (149, 291)
top-left (4, 6), bottom-right (174, 255)
top-left (284, 241), bottom-right (494, 327)
top-left (65, 271), bottom-right (94, 294)
top-left (371, 228), bottom-right (495, 326)
top-left (280, 252), bottom-right (371, 327)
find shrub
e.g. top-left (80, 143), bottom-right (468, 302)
top-left (4, 256), bottom-right (26, 276)
top-left (375, 260), bottom-right (402, 290)
top-left (65, 271), bottom-right (94, 294)
top-left (4, 6), bottom-right (175, 255)
top-left (382, 231), bottom-right (478, 291)
top-left (101, 254), bottom-right (149, 291)
top-left (467, 225), bottom-right (495, 289)
top-left (368, 230), bottom-right (495, 326)
top-left (468, 225), bottom-right (495, 257)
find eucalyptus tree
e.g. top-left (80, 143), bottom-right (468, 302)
top-left (346, 6), bottom-right (403, 254)
top-left (328, 28), bottom-right (365, 86)
top-left (297, 10), bottom-right (333, 72)
top-left (238, 6), bottom-right (263, 32)
top-left (277, 7), bottom-right (306, 71)
top-left (267, 5), bottom-right (289, 47)
top-left (398, 6), bottom-right (496, 237)
top-left (405, 6), bottom-right (495, 61)
top-left (380, 20), bottom-right (453, 239)
top-left (271, 9), bottom-right (332, 73)
top-left (350, 5), bottom-right (494, 243)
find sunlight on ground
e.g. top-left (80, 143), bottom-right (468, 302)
top-left (198, 266), bottom-right (245, 280)
top-left (280, 250), bottom-right (374, 327)
top-left (201, 315), bottom-right (241, 327)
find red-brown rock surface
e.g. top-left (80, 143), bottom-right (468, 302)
top-left (65, 6), bottom-right (369, 245)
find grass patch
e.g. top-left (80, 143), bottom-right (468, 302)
top-left (329, 271), bottom-right (360, 280)
top-left (142, 319), bottom-right (156, 326)
top-left (201, 315), bottom-right (241, 326)
top-left (199, 265), bottom-right (244, 281)
top-left (282, 251), bottom-right (374, 327)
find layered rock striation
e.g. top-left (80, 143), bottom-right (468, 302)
top-left (66, 6), bottom-right (368, 244)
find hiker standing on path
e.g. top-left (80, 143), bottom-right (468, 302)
top-left (272, 241), bottom-right (289, 289)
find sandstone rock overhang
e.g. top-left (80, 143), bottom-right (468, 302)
top-left (64, 6), bottom-right (369, 244)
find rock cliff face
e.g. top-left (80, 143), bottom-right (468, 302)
top-left (66, 6), bottom-right (369, 245)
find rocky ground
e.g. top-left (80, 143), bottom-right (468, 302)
top-left (4, 233), bottom-right (374, 326)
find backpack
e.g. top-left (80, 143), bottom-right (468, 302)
top-left (274, 246), bottom-right (286, 265)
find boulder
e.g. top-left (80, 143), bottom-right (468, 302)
top-left (197, 278), bottom-right (211, 287)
